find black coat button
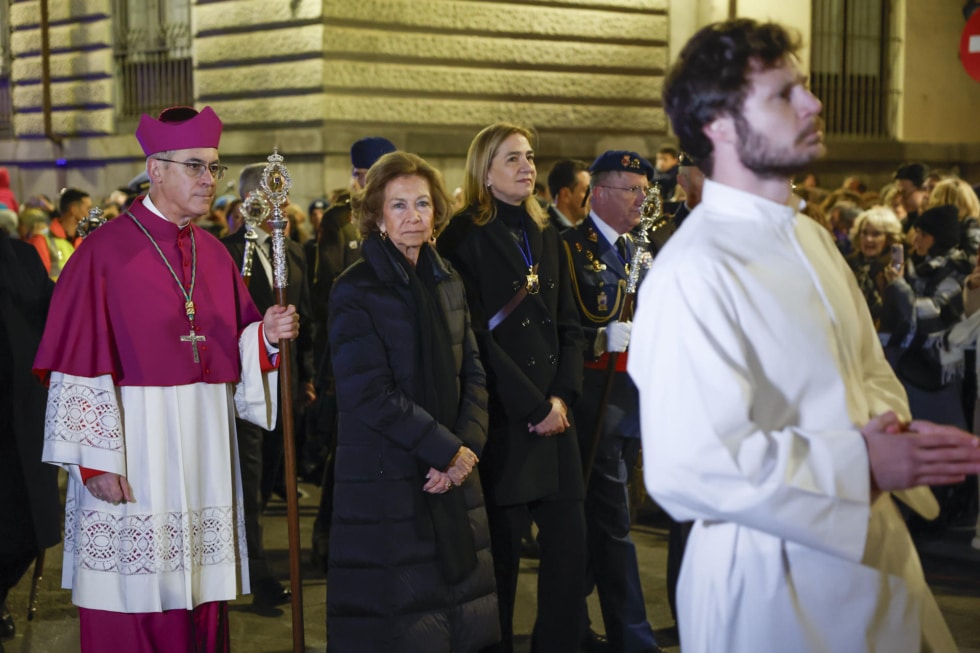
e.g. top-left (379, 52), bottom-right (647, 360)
top-left (521, 318), bottom-right (531, 327)
top-left (512, 280), bottom-right (522, 291)
top-left (541, 317), bottom-right (552, 326)
top-left (547, 279), bottom-right (556, 289)
top-left (549, 354), bottom-right (557, 365)
top-left (527, 356), bottom-right (536, 367)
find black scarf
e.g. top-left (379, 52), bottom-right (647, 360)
top-left (389, 240), bottom-right (477, 583)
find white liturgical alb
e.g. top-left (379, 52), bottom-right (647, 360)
top-left (629, 180), bottom-right (955, 652)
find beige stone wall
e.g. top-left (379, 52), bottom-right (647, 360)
top-left (201, 0), bottom-right (670, 203)
top-left (9, 0), bottom-right (114, 137)
top-left (0, 0), bottom-right (672, 210)
top-left (5, 0), bottom-right (977, 209)
top-left (899, 0), bottom-right (980, 145)
top-left (0, 0), bottom-right (118, 201)
top-left (192, 0), bottom-right (327, 208)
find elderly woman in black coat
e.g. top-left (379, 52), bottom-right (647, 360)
top-left (437, 123), bottom-right (587, 653)
top-left (326, 151), bottom-right (499, 652)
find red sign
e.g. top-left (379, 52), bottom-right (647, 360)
top-left (962, 9), bottom-right (980, 82)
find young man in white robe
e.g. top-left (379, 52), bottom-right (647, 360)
top-left (34, 106), bottom-right (299, 652)
top-left (628, 19), bottom-right (980, 653)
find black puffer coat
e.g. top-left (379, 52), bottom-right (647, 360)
top-left (326, 235), bottom-right (499, 653)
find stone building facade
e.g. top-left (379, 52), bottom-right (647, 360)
top-left (0, 0), bottom-right (977, 211)
top-left (1, 0), bottom-right (669, 209)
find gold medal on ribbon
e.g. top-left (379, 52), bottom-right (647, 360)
top-left (526, 269), bottom-right (540, 294)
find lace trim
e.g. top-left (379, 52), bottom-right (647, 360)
top-left (45, 379), bottom-right (123, 452)
top-left (65, 493), bottom-right (243, 576)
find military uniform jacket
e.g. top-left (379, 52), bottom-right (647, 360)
top-left (437, 202), bottom-right (585, 506)
top-left (562, 214), bottom-right (642, 441)
top-left (562, 215), bottom-right (635, 356)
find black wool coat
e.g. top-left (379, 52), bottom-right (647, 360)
top-left (0, 236), bottom-right (60, 556)
top-left (326, 236), bottom-right (499, 653)
top-left (437, 204), bottom-right (586, 506)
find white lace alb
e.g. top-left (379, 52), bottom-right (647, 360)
top-left (45, 379), bottom-right (123, 451)
top-left (65, 492), bottom-right (242, 576)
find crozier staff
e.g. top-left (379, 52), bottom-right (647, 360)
top-left (34, 105), bottom-right (298, 653)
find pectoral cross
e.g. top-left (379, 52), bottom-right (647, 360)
top-left (180, 328), bottom-right (207, 363)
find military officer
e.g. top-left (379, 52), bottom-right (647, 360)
top-left (562, 151), bottom-right (662, 653)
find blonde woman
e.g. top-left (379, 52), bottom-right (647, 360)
top-left (846, 206), bottom-right (903, 328)
top-left (437, 123), bottom-right (587, 653)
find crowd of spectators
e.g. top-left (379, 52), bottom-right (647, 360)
top-left (796, 164), bottom-right (980, 538)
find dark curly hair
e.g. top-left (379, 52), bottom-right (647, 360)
top-left (662, 19), bottom-right (801, 177)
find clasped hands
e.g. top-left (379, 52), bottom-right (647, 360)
top-left (861, 411), bottom-right (980, 500)
top-left (424, 446), bottom-right (479, 494)
top-left (529, 396), bottom-right (569, 437)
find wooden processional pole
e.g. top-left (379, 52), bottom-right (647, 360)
top-left (260, 149), bottom-right (306, 653)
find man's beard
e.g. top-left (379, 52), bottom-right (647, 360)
top-left (734, 113), bottom-right (824, 179)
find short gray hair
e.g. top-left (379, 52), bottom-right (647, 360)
top-left (238, 163), bottom-right (266, 200)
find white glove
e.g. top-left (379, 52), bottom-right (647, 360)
top-left (596, 320), bottom-right (632, 355)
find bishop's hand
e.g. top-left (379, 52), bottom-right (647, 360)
top-left (263, 304), bottom-right (299, 344)
top-left (85, 472), bottom-right (135, 505)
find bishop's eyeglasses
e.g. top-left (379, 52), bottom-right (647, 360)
top-left (154, 157), bottom-right (229, 180)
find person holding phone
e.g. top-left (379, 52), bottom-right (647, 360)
top-left (845, 206), bottom-right (904, 329)
top-left (870, 202), bottom-right (979, 462)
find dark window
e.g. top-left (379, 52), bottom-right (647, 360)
top-left (113, 0), bottom-right (193, 120)
top-left (811, 0), bottom-right (895, 139)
